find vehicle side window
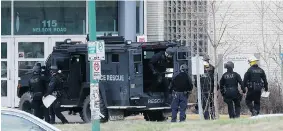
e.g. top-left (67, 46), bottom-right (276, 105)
top-left (111, 54), bottom-right (119, 62)
top-left (177, 52), bottom-right (188, 60)
top-left (55, 57), bottom-right (70, 71)
top-left (143, 51), bottom-right (154, 59)
top-left (1, 114), bottom-right (45, 131)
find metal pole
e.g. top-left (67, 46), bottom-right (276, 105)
top-left (196, 44), bottom-right (204, 119)
top-left (88, 1), bottom-right (99, 131)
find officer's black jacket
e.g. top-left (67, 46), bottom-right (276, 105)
top-left (29, 74), bottom-right (47, 95)
top-left (243, 65), bottom-right (268, 91)
top-left (46, 73), bottom-right (64, 97)
top-left (171, 72), bottom-right (193, 92)
top-left (148, 51), bottom-right (170, 73)
top-left (219, 69), bottom-right (245, 95)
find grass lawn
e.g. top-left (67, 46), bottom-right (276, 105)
top-left (56, 114), bottom-right (283, 131)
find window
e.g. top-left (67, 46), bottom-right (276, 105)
top-left (177, 52), bottom-right (188, 60)
top-left (1, 114), bottom-right (45, 131)
top-left (18, 42), bottom-right (44, 58)
top-left (1, 1), bottom-right (11, 35)
top-left (14, 1), bottom-right (86, 35)
top-left (18, 61), bottom-right (44, 78)
top-left (143, 51), bottom-right (155, 59)
top-left (96, 1), bottom-right (118, 33)
top-left (134, 54), bottom-right (142, 62)
top-left (111, 54), bottom-right (119, 62)
top-left (55, 57), bottom-right (70, 71)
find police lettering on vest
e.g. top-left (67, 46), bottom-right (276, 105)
top-left (224, 74), bottom-right (234, 79)
top-left (100, 75), bottom-right (124, 81)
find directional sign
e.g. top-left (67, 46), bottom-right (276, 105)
top-left (92, 60), bottom-right (101, 80)
top-left (88, 41), bottom-right (105, 61)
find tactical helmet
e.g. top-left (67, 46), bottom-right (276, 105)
top-left (180, 64), bottom-right (188, 72)
top-left (32, 65), bottom-right (41, 74)
top-left (224, 61), bottom-right (234, 69)
top-left (165, 47), bottom-right (175, 56)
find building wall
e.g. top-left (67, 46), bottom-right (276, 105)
top-left (146, 1), bottom-right (164, 41)
top-left (207, 1), bottom-right (283, 81)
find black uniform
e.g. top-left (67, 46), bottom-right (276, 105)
top-left (220, 69), bottom-right (245, 118)
top-left (45, 73), bottom-right (68, 124)
top-left (148, 51), bottom-right (171, 104)
top-left (194, 64), bottom-right (216, 120)
top-left (170, 72), bottom-right (193, 122)
top-left (243, 65), bottom-right (268, 116)
top-left (29, 73), bottom-right (46, 119)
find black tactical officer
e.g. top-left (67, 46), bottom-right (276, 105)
top-left (29, 64), bottom-right (50, 122)
top-left (243, 56), bottom-right (268, 116)
top-left (220, 61), bottom-right (246, 119)
top-left (148, 47), bottom-right (175, 105)
top-left (170, 64), bottom-right (193, 122)
top-left (194, 55), bottom-right (217, 120)
top-left (45, 65), bottom-right (69, 124)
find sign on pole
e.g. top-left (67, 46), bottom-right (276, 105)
top-left (92, 60), bottom-right (101, 80)
top-left (88, 41), bottom-right (105, 61)
top-left (191, 56), bottom-right (204, 75)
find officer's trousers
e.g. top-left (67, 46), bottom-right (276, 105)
top-left (151, 75), bottom-right (170, 103)
top-left (52, 99), bottom-right (69, 124)
top-left (202, 93), bottom-right (215, 120)
top-left (32, 99), bottom-right (50, 122)
top-left (171, 92), bottom-right (188, 122)
top-left (224, 97), bottom-right (241, 118)
top-left (245, 90), bottom-right (261, 116)
top-left (31, 99), bottom-right (44, 119)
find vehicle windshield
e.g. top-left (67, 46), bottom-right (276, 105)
top-left (1, 113), bottom-right (45, 131)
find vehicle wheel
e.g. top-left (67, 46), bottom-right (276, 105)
top-left (19, 92), bottom-right (33, 114)
top-left (143, 110), bottom-right (167, 121)
top-left (80, 95), bottom-right (109, 123)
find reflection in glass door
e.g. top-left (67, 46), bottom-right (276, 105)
top-left (14, 38), bottom-right (48, 107)
top-left (1, 39), bottom-right (14, 107)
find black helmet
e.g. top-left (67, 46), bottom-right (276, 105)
top-left (180, 64), bottom-right (188, 72)
top-left (32, 65), bottom-right (41, 74)
top-left (224, 61), bottom-right (234, 69)
top-left (165, 47), bottom-right (175, 56)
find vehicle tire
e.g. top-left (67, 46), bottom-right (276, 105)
top-left (19, 92), bottom-right (33, 114)
top-left (143, 110), bottom-right (167, 121)
top-left (80, 95), bottom-right (109, 123)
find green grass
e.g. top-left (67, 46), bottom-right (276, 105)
top-left (56, 115), bottom-right (283, 131)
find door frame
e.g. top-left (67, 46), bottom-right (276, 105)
top-left (1, 38), bottom-right (14, 107)
top-left (14, 37), bottom-right (49, 107)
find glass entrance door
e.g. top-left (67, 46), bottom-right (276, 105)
top-left (14, 38), bottom-right (48, 107)
top-left (1, 38), bottom-right (14, 107)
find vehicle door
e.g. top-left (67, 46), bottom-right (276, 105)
top-left (128, 48), bottom-right (143, 99)
top-left (173, 46), bottom-right (191, 76)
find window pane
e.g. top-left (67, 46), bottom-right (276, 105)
top-left (14, 1), bottom-right (86, 35)
top-left (18, 42), bottom-right (44, 58)
top-left (1, 61), bottom-right (7, 78)
top-left (1, 80), bottom-right (7, 96)
top-left (18, 61), bottom-right (44, 78)
top-left (1, 42), bottom-right (7, 59)
top-left (1, 114), bottom-right (44, 131)
top-left (1, 1), bottom-right (11, 35)
top-left (96, 1), bottom-right (118, 33)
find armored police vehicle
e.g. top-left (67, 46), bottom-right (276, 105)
top-left (17, 36), bottom-right (191, 123)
